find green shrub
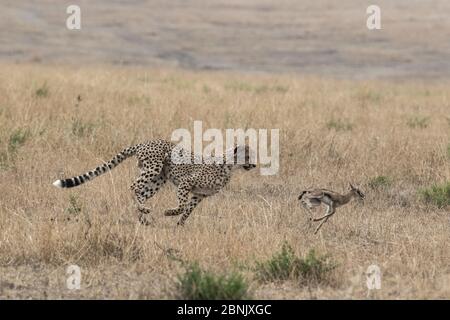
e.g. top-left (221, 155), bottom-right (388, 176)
top-left (177, 262), bottom-right (250, 300)
top-left (421, 182), bottom-right (450, 208)
top-left (356, 89), bottom-right (382, 103)
top-left (0, 151), bottom-right (8, 170)
top-left (326, 119), bottom-right (353, 132)
top-left (8, 128), bottom-right (30, 153)
top-left (407, 116), bottom-right (429, 129)
top-left (66, 195), bottom-right (82, 215)
top-left (224, 82), bottom-right (288, 94)
top-left (35, 84), bottom-right (49, 98)
top-left (0, 128), bottom-right (30, 169)
top-left (71, 118), bottom-right (95, 138)
top-left (256, 242), bottom-right (336, 285)
top-left (273, 85), bottom-right (289, 93)
top-left (369, 175), bottom-right (392, 189)
top-left (224, 82), bottom-right (254, 92)
top-left (202, 85), bottom-right (211, 94)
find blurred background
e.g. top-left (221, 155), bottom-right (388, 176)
top-left (1, 0), bottom-right (450, 78)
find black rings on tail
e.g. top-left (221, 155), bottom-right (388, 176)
top-left (52, 145), bottom-right (138, 189)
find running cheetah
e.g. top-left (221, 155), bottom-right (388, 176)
top-left (53, 139), bottom-right (256, 225)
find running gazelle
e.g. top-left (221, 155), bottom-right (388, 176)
top-left (298, 183), bottom-right (365, 234)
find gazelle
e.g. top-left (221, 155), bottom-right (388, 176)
top-left (298, 183), bottom-right (365, 234)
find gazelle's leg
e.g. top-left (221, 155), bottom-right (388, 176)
top-left (314, 216), bottom-right (330, 234)
top-left (313, 204), bottom-right (335, 221)
top-left (313, 205), bottom-right (336, 234)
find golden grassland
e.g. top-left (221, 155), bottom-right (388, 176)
top-left (0, 64), bottom-right (449, 299)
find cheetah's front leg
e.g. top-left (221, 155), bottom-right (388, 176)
top-left (176, 194), bottom-right (205, 226)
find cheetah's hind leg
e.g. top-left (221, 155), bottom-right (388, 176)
top-left (164, 180), bottom-right (192, 218)
top-left (132, 164), bottom-right (167, 225)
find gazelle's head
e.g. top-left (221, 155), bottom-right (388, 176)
top-left (349, 183), bottom-right (365, 200)
top-left (233, 145), bottom-right (257, 171)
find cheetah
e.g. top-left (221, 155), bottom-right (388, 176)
top-left (53, 139), bottom-right (256, 225)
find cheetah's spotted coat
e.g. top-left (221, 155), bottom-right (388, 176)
top-left (53, 139), bottom-right (256, 225)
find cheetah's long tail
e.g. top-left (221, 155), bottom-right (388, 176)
top-left (52, 145), bottom-right (139, 189)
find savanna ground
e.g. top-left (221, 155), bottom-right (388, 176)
top-left (0, 64), bottom-right (449, 299)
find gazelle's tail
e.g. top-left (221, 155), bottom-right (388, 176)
top-left (52, 145), bottom-right (138, 189)
top-left (298, 190), bottom-right (308, 200)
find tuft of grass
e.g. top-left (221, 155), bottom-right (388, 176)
top-left (177, 262), bottom-right (250, 300)
top-left (35, 83), bottom-right (49, 98)
top-left (407, 116), bottom-right (429, 129)
top-left (420, 182), bottom-right (450, 208)
top-left (224, 82), bottom-right (288, 94)
top-left (326, 119), bottom-right (353, 132)
top-left (66, 195), bottom-right (82, 216)
top-left (447, 144), bottom-right (450, 159)
top-left (0, 151), bottom-right (8, 170)
top-left (71, 118), bottom-right (95, 138)
top-left (8, 128), bottom-right (30, 153)
top-left (356, 88), bottom-right (382, 104)
top-left (369, 175), bottom-right (392, 189)
top-left (0, 128), bottom-right (30, 169)
top-left (256, 242), bottom-right (336, 285)
top-left (202, 85), bottom-right (211, 94)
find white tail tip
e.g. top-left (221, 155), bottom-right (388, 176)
top-left (53, 180), bottom-right (63, 188)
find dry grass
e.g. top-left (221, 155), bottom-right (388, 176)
top-left (0, 64), bottom-right (449, 299)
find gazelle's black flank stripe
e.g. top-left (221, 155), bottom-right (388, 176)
top-left (55, 145), bottom-right (138, 188)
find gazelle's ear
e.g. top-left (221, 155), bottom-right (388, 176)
top-left (349, 183), bottom-right (355, 189)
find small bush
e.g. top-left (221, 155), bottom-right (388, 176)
top-left (66, 195), bottom-right (82, 216)
top-left (256, 242), bottom-right (336, 285)
top-left (224, 82), bottom-right (254, 92)
top-left (8, 128), bottom-right (30, 153)
top-left (407, 116), bottom-right (429, 129)
top-left (369, 175), bottom-right (392, 189)
top-left (326, 119), bottom-right (353, 132)
top-left (224, 82), bottom-right (288, 94)
top-left (177, 262), bottom-right (250, 300)
top-left (202, 85), bottom-right (211, 94)
top-left (0, 151), bottom-right (8, 170)
top-left (420, 182), bottom-right (450, 208)
top-left (35, 84), bottom-right (49, 98)
top-left (71, 118), bottom-right (95, 138)
top-left (356, 89), bottom-right (382, 104)
top-left (273, 85), bottom-right (289, 93)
